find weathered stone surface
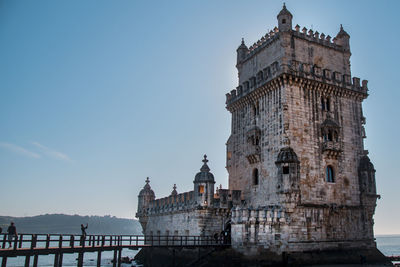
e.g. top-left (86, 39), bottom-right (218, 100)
top-left (136, 4), bottom-right (386, 265)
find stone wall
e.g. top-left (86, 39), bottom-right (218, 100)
top-left (144, 207), bottom-right (230, 237)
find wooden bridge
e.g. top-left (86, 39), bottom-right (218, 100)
top-left (0, 233), bottom-right (230, 267)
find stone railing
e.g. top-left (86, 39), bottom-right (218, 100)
top-left (231, 206), bottom-right (287, 224)
top-left (322, 141), bottom-right (342, 152)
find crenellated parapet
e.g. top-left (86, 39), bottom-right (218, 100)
top-left (226, 60), bottom-right (368, 109)
top-left (238, 24), bottom-right (350, 68)
top-left (147, 191), bottom-right (196, 215)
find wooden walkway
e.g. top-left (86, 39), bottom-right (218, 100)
top-left (0, 233), bottom-right (229, 267)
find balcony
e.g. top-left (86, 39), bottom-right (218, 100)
top-left (322, 141), bottom-right (342, 158)
top-left (246, 145), bottom-right (261, 164)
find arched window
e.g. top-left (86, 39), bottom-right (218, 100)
top-left (326, 166), bottom-right (335, 183)
top-left (252, 168), bottom-right (259, 185)
top-left (326, 98), bottom-right (331, 111)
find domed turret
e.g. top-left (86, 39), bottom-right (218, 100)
top-left (194, 155), bottom-right (215, 207)
top-left (335, 24), bottom-right (350, 51)
top-left (275, 146), bottom-right (300, 164)
top-left (194, 155), bottom-right (215, 183)
top-left (137, 177), bottom-right (155, 216)
top-left (277, 3), bottom-right (293, 32)
top-left (237, 38), bottom-right (249, 65)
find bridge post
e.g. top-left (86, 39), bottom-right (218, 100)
top-left (45, 235), bottom-right (50, 249)
top-left (24, 255), bottom-right (30, 267)
top-left (18, 234), bottom-right (23, 248)
top-left (33, 255), bottom-right (38, 267)
top-left (117, 248), bottom-right (122, 267)
top-left (31, 235), bottom-right (37, 249)
top-left (58, 253), bottom-right (63, 267)
top-left (97, 250), bottom-right (101, 267)
top-left (1, 256), bottom-right (7, 267)
top-left (70, 235), bottom-right (74, 248)
top-left (53, 253), bottom-right (59, 267)
top-left (13, 235), bottom-right (18, 250)
top-left (112, 249), bottom-right (117, 267)
top-left (77, 251), bottom-right (84, 267)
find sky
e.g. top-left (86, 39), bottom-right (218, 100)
top-left (0, 0), bottom-right (399, 235)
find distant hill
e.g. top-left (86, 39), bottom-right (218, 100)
top-left (0, 214), bottom-right (142, 235)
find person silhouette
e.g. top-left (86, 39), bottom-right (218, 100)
top-left (7, 222), bottom-right (17, 248)
top-left (81, 223), bottom-right (88, 238)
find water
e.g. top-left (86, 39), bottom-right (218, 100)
top-left (3, 249), bottom-right (140, 266)
top-left (2, 235), bottom-right (399, 266)
top-left (376, 235), bottom-right (400, 265)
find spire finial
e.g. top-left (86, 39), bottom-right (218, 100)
top-left (145, 177), bottom-right (150, 184)
top-left (200, 154), bottom-right (210, 172)
top-left (241, 38), bottom-right (244, 44)
top-left (202, 154), bottom-right (208, 164)
top-left (283, 2), bottom-right (286, 9)
top-left (340, 24), bottom-right (343, 31)
top-left (173, 184), bottom-right (176, 190)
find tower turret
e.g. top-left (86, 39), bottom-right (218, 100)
top-left (335, 24), bottom-right (350, 51)
top-left (277, 3), bottom-right (293, 32)
top-left (236, 38), bottom-right (248, 65)
top-left (193, 155), bottom-right (215, 207)
top-left (136, 177), bottom-right (155, 233)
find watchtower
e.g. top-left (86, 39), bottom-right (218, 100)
top-left (226, 4), bottom-right (379, 253)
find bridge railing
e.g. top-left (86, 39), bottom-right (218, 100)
top-left (0, 233), bottom-right (228, 251)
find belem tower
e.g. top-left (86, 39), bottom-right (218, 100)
top-left (136, 4), bottom-right (384, 262)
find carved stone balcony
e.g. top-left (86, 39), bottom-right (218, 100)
top-left (246, 145), bottom-right (261, 164)
top-left (322, 141), bottom-right (342, 158)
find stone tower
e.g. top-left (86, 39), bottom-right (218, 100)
top-left (226, 4), bottom-right (379, 254)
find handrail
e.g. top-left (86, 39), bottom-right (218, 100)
top-left (0, 233), bottom-right (230, 251)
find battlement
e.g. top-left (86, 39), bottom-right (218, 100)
top-left (147, 191), bottom-right (195, 215)
top-left (143, 188), bottom-right (242, 216)
top-left (226, 60), bottom-right (368, 107)
top-left (239, 24), bottom-right (349, 67)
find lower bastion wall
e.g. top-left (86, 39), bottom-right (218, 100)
top-left (231, 204), bottom-right (376, 254)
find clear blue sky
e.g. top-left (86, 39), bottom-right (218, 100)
top-left (0, 0), bottom-right (399, 235)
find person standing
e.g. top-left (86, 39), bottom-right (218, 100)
top-left (7, 222), bottom-right (17, 248)
top-left (81, 223), bottom-right (88, 238)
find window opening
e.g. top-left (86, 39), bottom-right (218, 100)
top-left (283, 166), bottom-right (289, 174)
top-left (252, 168), bottom-right (259, 185)
top-left (198, 185), bottom-right (204, 194)
top-left (326, 166), bottom-right (335, 183)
